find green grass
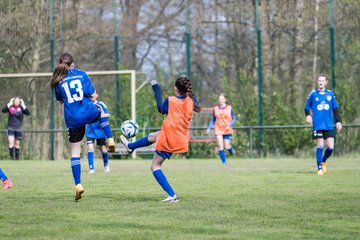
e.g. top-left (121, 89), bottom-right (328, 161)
top-left (0, 157), bottom-right (359, 240)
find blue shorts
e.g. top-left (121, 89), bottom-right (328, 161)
top-left (155, 150), bottom-right (172, 159)
top-left (223, 134), bottom-right (232, 140)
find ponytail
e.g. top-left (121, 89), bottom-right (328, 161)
top-left (50, 53), bottom-right (74, 90)
top-left (50, 63), bottom-right (69, 90)
top-left (181, 77), bottom-right (201, 113)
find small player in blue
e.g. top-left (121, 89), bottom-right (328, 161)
top-left (50, 53), bottom-right (115, 201)
top-left (86, 93), bottom-right (110, 174)
top-left (304, 74), bottom-right (342, 175)
top-left (0, 168), bottom-right (13, 189)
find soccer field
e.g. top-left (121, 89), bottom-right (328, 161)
top-left (0, 157), bottom-right (359, 240)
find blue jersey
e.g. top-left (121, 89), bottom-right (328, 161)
top-left (86, 101), bottom-right (109, 139)
top-left (54, 68), bottom-right (99, 128)
top-left (304, 89), bottom-right (339, 131)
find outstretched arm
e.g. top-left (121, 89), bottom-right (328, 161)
top-left (150, 80), bottom-right (163, 113)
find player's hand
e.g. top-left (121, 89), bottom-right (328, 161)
top-left (206, 129), bottom-right (211, 134)
top-left (336, 122), bottom-right (342, 133)
top-left (20, 99), bottom-right (26, 109)
top-left (7, 97), bottom-right (14, 108)
top-left (305, 115), bottom-right (312, 126)
top-left (149, 80), bottom-right (158, 86)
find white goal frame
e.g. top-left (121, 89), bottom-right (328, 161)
top-left (0, 70), bottom-right (138, 123)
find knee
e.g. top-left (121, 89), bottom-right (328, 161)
top-left (148, 132), bottom-right (157, 143)
top-left (151, 165), bottom-right (158, 171)
top-left (316, 144), bottom-right (324, 149)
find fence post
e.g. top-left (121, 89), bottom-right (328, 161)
top-left (249, 127), bottom-right (253, 158)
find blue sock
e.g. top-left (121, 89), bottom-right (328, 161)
top-left (322, 148), bottom-right (333, 163)
top-left (0, 168), bottom-right (8, 181)
top-left (152, 169), bottom-right (175, 197)
top-left (316, 147), bottom-right (323, 170)
top-left (128, 136), bottom-right (151, 150)
top-left (102, 151), bottom-right (108, 167)
top-left (219, 150), bottom-right (227, 165)
top-left (228, 146), bottom-right (234, 156)
top-left (71, 157), bottom-right (81, 185)
top-left (98, 117), bottom-right (113, 138)
top-left (88, 151), bottom-right (94, 170)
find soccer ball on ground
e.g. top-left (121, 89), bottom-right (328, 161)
top-left (121, 120), bottom-right (139, 138)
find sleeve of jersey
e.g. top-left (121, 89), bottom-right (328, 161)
top-left (161, 98), bottom-right (169, 114)
top-left (84, 73), bottom-right (95, 96)
top-left (23, 108), bottom-right (30, 115)
top-left (332, 92), bottom-right (339, 109)
top-left (99, 102), bottom-right (110, 114)
top-left (228, 110), bottom-right (236, 127)
top-left (152, 84), bottom-right (163, 113)
top-left (2, 105), bottom-right (9, 113)
top-left (193, 95), bottom-right (200, 106)
top-left (55, 87), bottom-right (63, 102)
top-left (304, 93), bottom-right (312, 111)
top-left (207, 112), bottom-right (216, 130)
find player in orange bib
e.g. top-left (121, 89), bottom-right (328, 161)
top-left (206, 94), bottom-right (236, 165)
top-left (148, 77), bottom-right (200, 202)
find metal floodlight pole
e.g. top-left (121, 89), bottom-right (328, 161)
top-left (50, 0), bottom-right (55, 160)
top-left (329, 0), bottom-right (336, 90)
top-left (114, 0), bottom-right (121, 127)
top-left (185, 0), bottom-right (191, 79)
top-left (256, 0), bottom-right (263, 156)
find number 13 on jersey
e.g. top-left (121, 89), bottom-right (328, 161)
top-left (62, 80), bottom-right (84, 103)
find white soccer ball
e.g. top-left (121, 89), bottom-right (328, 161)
top-left (121, 120), bottom-right (139, 138)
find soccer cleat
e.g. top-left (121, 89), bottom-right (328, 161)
top-left (162, 195), bottom-right (179, 203)
top-left (88, 169), bottom-right (95, 174)
top-left (107, 138), bottom-right (115, 153)
top-left (119, 135), bottom-right (134, 154)
top-left (75, 184), bottom-right (85, 201)
top-left (322, 162), bottom-right (327, 173)
top-left (317, 169), bottom-right (324, 176)
top-left (2, 180), bottom-right (13, 189)
top-left (104, 165), bottom-right (110, 173)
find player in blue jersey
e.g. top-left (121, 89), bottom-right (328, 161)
top-left (0, 168), bottom-right (13, 189)
top-left (50, 53), bottom-right (115, 201)
top-left (86, 93), bottom-right (110, 173)
top-left (304, 74), bottom-right (342, 175)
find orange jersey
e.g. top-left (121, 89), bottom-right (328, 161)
top-left (155, 96), bottom-right (193, 153)
top-left (214, 105), bottom-right (233, 135)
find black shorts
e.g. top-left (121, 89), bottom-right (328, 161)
top-left (7, 129), bottom-right (23, 140)
top-left (86, 138), bottom-right (107, 146)
top-left (68, 126), bottom-right (86, 143)
top-left (312, 129), bottom-right (336, 139)
top-left (67, 110), bottom-right (101, 143)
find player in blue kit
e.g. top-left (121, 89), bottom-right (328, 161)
top-left (304, 74), bottom-right (342, 175)
top-left (50, 53), bottom-right (115, 201)
top-left (86, 92), bottom-right (110, 173)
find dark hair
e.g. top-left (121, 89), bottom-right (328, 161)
top-left (50, 53), bottom-right (74, 90)
top-left (175, 76), bottom-right (201, 113)
top-left (318, 73), bottom-right (327, 80)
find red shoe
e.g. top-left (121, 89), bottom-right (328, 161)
top-left (2, 180), bottom-right (13, 189)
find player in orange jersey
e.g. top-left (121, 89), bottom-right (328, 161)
top-left (206, 94), bottom-right (236, 165)
top-left (137, 77), bottom-right (200, 202)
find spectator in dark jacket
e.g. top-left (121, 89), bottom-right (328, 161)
top-left (2, 97), bottom-right (30, 160)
